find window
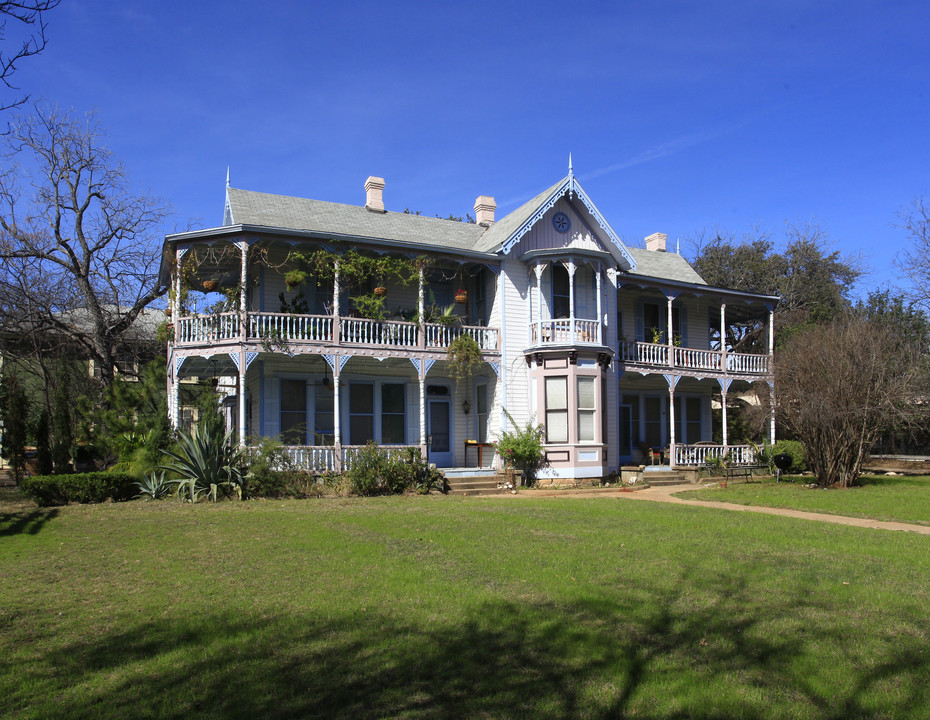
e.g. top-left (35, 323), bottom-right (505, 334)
top-left (381, 384), bottom-right (405, 444)
top-left (552, 265), bottom-right (570, 319)
top-left (314, 382), bottom-right (334, 445)
top-left (642, 302), bottom-right (661, 342)
top-left (545, 376), bottom-right (568, 443)
top-left (473, 268), bottom-right (487, 325)
top-left (475, 383), bottom-right (488, 443)
top-left (349, 383), bottom-right (374, 444)
top-left (577, 377), bottom-right (596, 442)
top-left (280, 379), bottom-right (307, 444)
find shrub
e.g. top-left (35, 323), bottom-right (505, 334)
top-left (772, 439), bottom-right (807, 474)
top-left (345, 444), bottom-right (444, 496)
top-left (134, 470), bottom-right (173, 500)
top-left (20, 472), bottom-right (136, 506)
top-left (496, 412), bottom-right (547, 486)
top-left (243, 439), bottom-right (322, 499)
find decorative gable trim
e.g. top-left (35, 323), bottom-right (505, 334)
top-left (499, 174), bottom-right (636, 270)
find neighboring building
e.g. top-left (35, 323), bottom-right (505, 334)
top-left (158, 169), bottom-right (776, 480)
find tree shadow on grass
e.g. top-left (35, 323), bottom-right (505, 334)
top-left (0, 507), bottom-right (58, 537)
top-left (14, 571), bottom-right (930, 720)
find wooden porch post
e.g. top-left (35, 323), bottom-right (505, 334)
top-left (419, 364), bottom-right (427, 461)
top-left (238, 349), bottom-right (247, 448)
top-left (417, 266), bottom-right (425, 350)
top-left (667, 375), bottom-right (677, 468)
top-left (567, 259), bottom-right (576, 342)
top-left (666, 292), bottom-right (675, 367)
top-left (332, 262), bottom-right (341, 345)
top-left (332, 358), bottom-right (342, 472)
top-left (719, 302), bottom-right (727, 370)
top-left (534, 262), bottom-right (544, 344)
top-left (719, 378), bottom-right (731, 453)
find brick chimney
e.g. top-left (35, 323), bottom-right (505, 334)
top-left (474, 195), bottom-right (496, 226)
top-left (645, 232), bottom-right (667, 252)
top-left (365, 176), bottom-right (385, 213)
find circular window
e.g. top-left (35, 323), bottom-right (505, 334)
top-left (552, 212), bottom-right (571, 233)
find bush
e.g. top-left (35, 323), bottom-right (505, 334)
top-left (20, 472), bottom-right (136, 506)
top-left (496, 413), bottom-right (547, 486)
top-left (160, 424), bottom-right (245, 502)
top-left (772, 439), bottom-right (807, 474)
top-left (243, 439), bottom-right (324, 499)
top-left (345, 444), bottom-right (444, 496)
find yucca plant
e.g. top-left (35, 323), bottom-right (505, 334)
top-left (160, 424), bottom-right (245, 502)
top-left (134, 470), bottom-right (172, 500)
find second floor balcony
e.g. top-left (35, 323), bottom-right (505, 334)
top-left (618, 340), bottom-right (770, 376)
top-left (173, 311), bottom-right (501, 354)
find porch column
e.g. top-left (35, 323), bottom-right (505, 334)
top-left (419, 365), bottom-right (427, 461)
top-left (174, 246), bottom-right (184, 333)
top-left (417, 266), bottom-right (425, 350)
top-left (534, 262), bottom-right (544, 344)
top-left (595, 264), bottom-right (603, 344)
top-left (170, 355), bottom-right (182, 429)
top-left (718, 378), bottom-right (731, 452)
top-left (238, 349), bottom-right (247, 447)
top-left (666, 374), bottom-right (679, 468)
top-left (332, 358), bottom-right (342, 472)
top-left (769, 381), bottom-right (776, 446)
top-left (332, 262), bottom-right (341, 344)
top-left (238, 240), bottom-right (249, 342)
top-left (567, 259), bottom-right (576, 342)
top-left (719, 302), bottom-right (727, 371)
top-left (666, 292), bottom-right (676, 367)
top-left (768, 306), bottom-right (775, 358)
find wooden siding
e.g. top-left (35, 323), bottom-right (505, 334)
top-left (512, 198), bottom-right (610, 256)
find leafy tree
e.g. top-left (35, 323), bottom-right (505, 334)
top-left (0, 1), bottom-right (59, 110)
top-left (0, 370), bottom-right (29, 482)
top-left (691, 223), bottom-right (861, 350)
top-left (0, 105), bottom-right (171, 387)
top-left (775, 314), bottom-right (925, 487)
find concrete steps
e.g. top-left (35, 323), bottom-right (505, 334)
top-left (641, 470), bottom-right (692, 486)
top-left (443, 468), bottom-right (507, 496)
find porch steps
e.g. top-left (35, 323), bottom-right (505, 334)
top-left (442, 468), bottom-right (505, 496)
top-left (641, 470), bottom-right (693, 486)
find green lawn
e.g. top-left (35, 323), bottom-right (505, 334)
top-left (2, 486), bottom-right (929, 719)
top-left (677, 474), bottom-right (930, 526)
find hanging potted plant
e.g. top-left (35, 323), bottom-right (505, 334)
top-left (285, 269), bottom-right (307, 290)
top-left (373, 285), bottom-right (387, 297)
top-left (202, 279), bottom-right (220, 292)
top-left (455, 288), bottom-right (468, 304)
top-left (447, 334), bottom-right (483, 383)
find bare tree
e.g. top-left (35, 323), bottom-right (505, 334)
top-left (0, 1), bottom-right (59, 110)
top-left (775, 315), bottom-right (925, 487)
top-left (898, 196), bottom-right (930, 306)
top-left (0, 105), bottom-right (170, 387)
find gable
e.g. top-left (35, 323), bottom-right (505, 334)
top-left (476, 173), bottom-right (636, 270)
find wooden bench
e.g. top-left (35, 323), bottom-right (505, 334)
top-left (724, 465), bottom-right (766, 482)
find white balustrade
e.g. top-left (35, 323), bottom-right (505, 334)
top-left (674, 444), bottom-right (757, 466)
top-left (618, 341), bottom-right (769, 376)
top-left (727, 353), bottom-right (770, 374)
top-left (176, 312), bottom-right (240, 344)
top-left (250, 312), bottom-right (332, 343)
top-left (282, 445), bottom-right (337, 472)
top-left (673, 346), bottom-right (723, 371)
top-left (426, 323), bottom-right (499, 351)
top-left (340, 317), bottom-right (418, 347)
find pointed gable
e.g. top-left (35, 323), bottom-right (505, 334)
top-left (473, 174), bottom-right (636, 270)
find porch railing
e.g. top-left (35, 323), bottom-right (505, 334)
top-left (176, 312), bottom-right (240, 344)
top-left (261, 444), bottom-right (418, 473)
top-left (530, 319), bottom-right (601, 345)
top-left (175, 312), bottom-right (500, 353)
top-left (425, 323), bottom-right (500, 351)
top-left (619, 341), bottom-right (770, 375)
top-left (673, 444), bottom-right (757, 467)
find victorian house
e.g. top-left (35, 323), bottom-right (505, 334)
top-left (159, 169), bottom-right (776, 480)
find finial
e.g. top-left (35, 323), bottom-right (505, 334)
top-left (568, 152), bottom-right (573, 176)
top-left (226, 166), bottom-right (230, 187)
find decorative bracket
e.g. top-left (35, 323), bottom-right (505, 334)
top-left (664, 374), bottom-right (681, 390)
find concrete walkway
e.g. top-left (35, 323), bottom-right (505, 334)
top-left (504, 484), bottom-right (930, 536)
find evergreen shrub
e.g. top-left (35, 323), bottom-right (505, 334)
top-left (21, 472), bottom-right (136, 506)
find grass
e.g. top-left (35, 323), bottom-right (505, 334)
top-left (2, 485), bottom-right (930, 719)
top-left (677, 474), bottom-right (930, 526)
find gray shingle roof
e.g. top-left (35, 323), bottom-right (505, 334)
top-left (624, 248), bottom-right (707, 285)
top-left (471, 179), bottom-right (565, 253)
top-left (226, 187), bottom-right (487, 253)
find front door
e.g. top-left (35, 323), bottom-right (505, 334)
top-left (428, 398), bottom-right (454, 467)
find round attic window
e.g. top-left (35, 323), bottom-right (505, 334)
top-left (552, 212), bottom-right (571, 233)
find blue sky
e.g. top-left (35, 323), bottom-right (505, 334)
top-left (12, 0), bottom-right (930, 297)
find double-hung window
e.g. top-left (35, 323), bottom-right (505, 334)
top-left (545, 376), bottom-right (568, 443)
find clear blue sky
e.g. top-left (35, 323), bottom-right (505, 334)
top-left (12, 0), bottom-right (930, 298)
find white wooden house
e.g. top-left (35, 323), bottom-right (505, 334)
top-left (158, 169), bottom-right (776, 480)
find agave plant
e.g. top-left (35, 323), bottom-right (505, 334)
top-left (160, 425), bottom-right (245, 502)
top-left (134, 470), bottom-right (172, 500)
